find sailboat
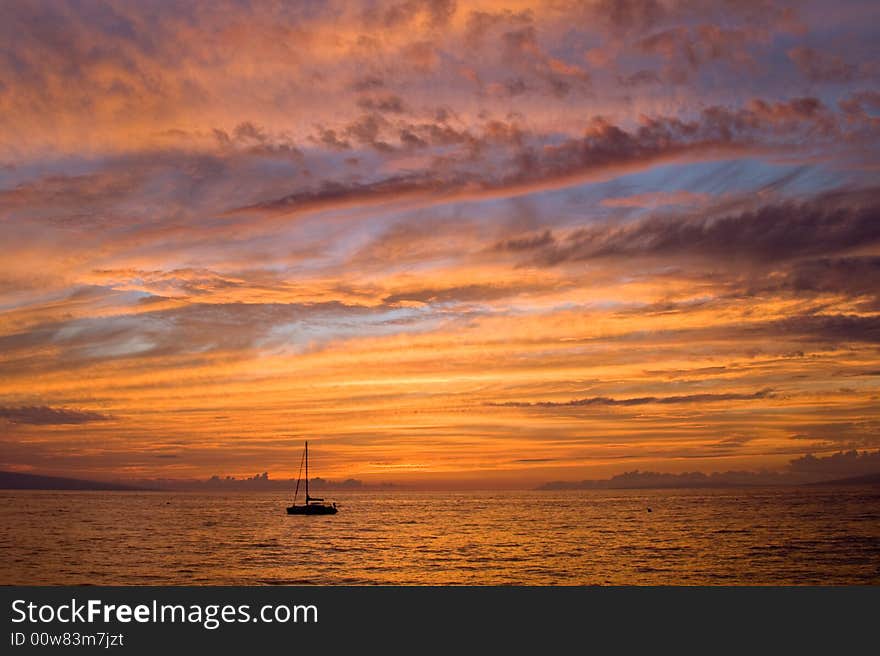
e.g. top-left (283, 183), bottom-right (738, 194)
top-left (287, 441), bottom-right (338, 515)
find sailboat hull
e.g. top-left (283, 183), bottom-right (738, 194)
top-left (287, 504), bottom-right (337, 515)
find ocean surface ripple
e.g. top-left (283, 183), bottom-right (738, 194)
top-left (2, 488), bottom-right (878, 585)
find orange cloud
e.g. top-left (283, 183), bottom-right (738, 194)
top-left (1, 0), bottom-right (878, 486)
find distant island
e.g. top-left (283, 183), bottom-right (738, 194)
top-left (537, 449), bottom-right (880, 490)
top-left (535, 469), bottom-right (880, 490)
top-left (4, 450), bottom-right (879, 491)
top-left (0, 470), bottom-right (401, 492)
top-left (537, 470), bottom-right (792, 490)
top-left (807, 472), bottom-right (880, 487)
top-left (162, 473), bottom-right (402, 492)
top-left (0, 471), bottom-right (150, 491)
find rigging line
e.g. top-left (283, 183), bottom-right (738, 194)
top-left (293, 445), bottom-right (305, 505)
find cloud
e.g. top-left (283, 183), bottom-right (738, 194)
top-left (592, 0), bottom-right (666, 33)
top-left (212, 122), bottom-right (304, 160)
top-left (1, 0), bottom-right (879, 484)
top-left (520, 188), bottom-right (880, 266)
top-left (0, 405), bottom-right (111, 425)
top-left (839, 91), bottom-right (880, 127)
top-left (383, 281), bottom-right (559, 305)
top-left (637, 24), bottom-right (759, 82)
top-left (240, 97), bottom-right (855, 220)
top-left (490, 389), bottom-right (774, 408)
top-left (750, 256), bottom-right (880, 308)
top-left (645, 313), bottom-right (880, 347)
top-left (617, 69), bottom-right (662, 86)
top-left (89, 268), bottom-right (249, 298)
top-left (494, 24), bottom-right (591, 96)
top-left (493, 230), bottom-right (556, 253)
top-left (600, 190), bottom-right (710, 208)
top-left (0, 299), bottom-right (404, 373)
top-left (365, 0), bottom-right (457, 30)
top-left (356, 94), bottom-right (408, 114)
top-left (788, 47), bottom-right (857, 83)
top-left (344, 113), bottom-right (395, 151)
top-left (788, 449), bottom-right (880, 476)
top-left (464, 8), bottom-right (533, 49)
top-left (313, 127), bottom-right (352, 150)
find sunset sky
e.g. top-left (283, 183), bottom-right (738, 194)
top-left (1, 0), bottom-right (878, 487)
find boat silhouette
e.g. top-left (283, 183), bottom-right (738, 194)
top-left (287, 441), bottom-right (338, 515)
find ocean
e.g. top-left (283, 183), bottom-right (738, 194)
top-left (2, 487), bottom-right (878, 585)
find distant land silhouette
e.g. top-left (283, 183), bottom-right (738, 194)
top-left (0, 470), bottom-right (398, 491)
top-left (3, 450), bottom-right (878, 491)
top-left (537, 470), bottom-right (796, 490)
top-left (534, 470), bottom-right (880, 490)
top-left (111, 473), bottom-right (403, 492)
top-left (807, 472), bottom-right (880, 486)
top-left (537, 450), bottom-right (880, 490)
top-left (0, 471), bottom-right (150, 491)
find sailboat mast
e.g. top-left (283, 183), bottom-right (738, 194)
top-left (305, 441), bottom-right (309, 502)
